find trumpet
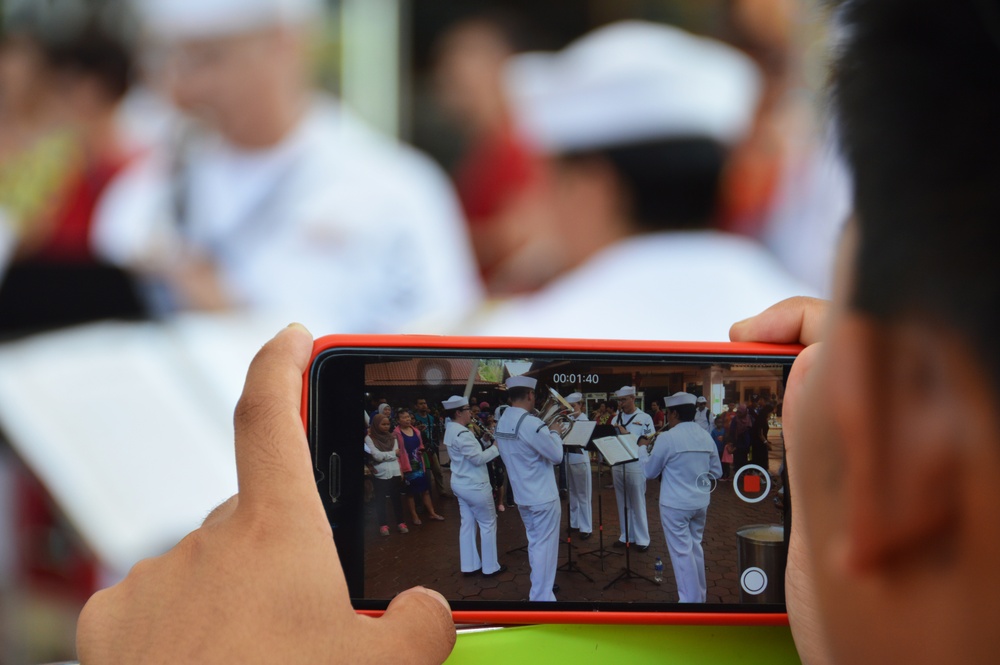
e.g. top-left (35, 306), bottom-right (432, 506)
top-left (536, 387), bottom-right (575, 439)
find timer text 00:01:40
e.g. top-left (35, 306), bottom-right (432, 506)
top-left (551, 373), bottom-right (600, 385)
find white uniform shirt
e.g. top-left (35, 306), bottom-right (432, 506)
top-left (443, 420), bottom-right (498, 488)
top-left (93, 95), bottom-right (481, 333)
top-left (464, 231), bottom-right (816, 340)
top-left (615, 408), bottom-right (655, 441)
top-left (496, 406), bottom-right (563, 506)
top-left (693, 407), bottom-right (713, 432)
top-left (639, 421), bottom-right (722, 511)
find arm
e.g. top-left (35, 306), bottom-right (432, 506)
top-left (452, 428), bottom-right (500, 467)
top-left (639, 434), bottom-right (669, 480)
top-left (365, 436), bottom-right (398, 463)
top-left (525, 416), bottom-right (564, 465)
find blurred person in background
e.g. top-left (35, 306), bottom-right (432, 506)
top-left (722, 0), bottom-right (852, 297)
top-left (0, 1), bottom-right (145, 336)
top-left (464, 21), bottom-right (814, 340)
top-left (92, 0), bottom-right (480, 333)
top-left (432, 10), bottom-right (555, 296)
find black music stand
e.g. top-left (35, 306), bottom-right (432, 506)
top-left (581, 454), bottom-right (621, 571)
top-left (603, 459), bottom-right (655, 590)
top-left (557, 447), bottom-right (593, 581)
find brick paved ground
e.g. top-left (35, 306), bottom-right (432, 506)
top-left (364, 433), bottom-right (786, 606)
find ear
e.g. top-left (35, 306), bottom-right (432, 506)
top-left (829, 314), bottom-right (970, 574)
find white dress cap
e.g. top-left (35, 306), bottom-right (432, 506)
top-left (696, 396), bottom-right (708, 404)
top-left (665, 392), bottom-right (698, 407)
top-left (506, 375), bottom-right (538, 390)
top-left (506, 20), bottom-right (762, 154)
top-left (134, 0), bottom-right (322, 40)
top-left (614, 386), bottom-right (636, 398)
top-left (441, 395), bottom-right (470, 410)
top-left (565, 392), bottom-right (584, 404)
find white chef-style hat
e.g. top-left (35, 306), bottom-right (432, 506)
top-left (134, 0), bottom-right (322, 40)
top-left (441, 396), bottom-right (470, 410)
top-left (565, 392), bottom-right (584, 404)
top-left (665, 392), bottom-right (698, 407)
top-left (614, 386), bottom-right (637, 398)
top-left (506, 375), bottom-right (538, 390)
top-left (506, 20), bottom-right (762, 155)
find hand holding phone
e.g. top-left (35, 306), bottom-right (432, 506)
top-left (76, 326), bottom-right (456, 664)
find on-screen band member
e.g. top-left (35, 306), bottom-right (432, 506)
top-left (612, 386), bottom-right (653, 552)
top-left (565, 392), bottom-right (593, 540)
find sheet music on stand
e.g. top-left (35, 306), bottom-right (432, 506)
top-left (561, 420), bottom-right (596, 447)
top-left (592, 434), bottom-right (639, 466)
top-left (0, 313), bottom-right (280, 576)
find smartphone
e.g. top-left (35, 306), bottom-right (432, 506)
top-left (304, 335), bottom-right (799, 626)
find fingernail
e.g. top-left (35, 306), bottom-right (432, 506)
top-left (401, 586), bottom-right (451, 611)
top-left (286, 322), bottom-right (312, 334)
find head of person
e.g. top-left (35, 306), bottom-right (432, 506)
top-left (370, 413), bottom-right (391, 436)
top-left (566, 392), bottom-right (584, 413)
top-left (795, 2), bottom-right (1000, 662)
top-left (442, 396), bottom-right (472, 425)
top-left (505, 375), bottom-right (536, 408)
top-left (1, 5), bottom-right (133, 125)
top-left (505, 21), bottom-right (762, 268)
top-left (378, 403), bottom-right (391, 418)
top-left (136, 0), bottom-right (320, 148)
top-left (651, 400), bottom-right (661, 412)
top-left (714, 415), bottom-right (724, 428)
top-left (696, 396), bottom-right (708, 411)
top-left (396, 408), bottom-right (412, 428)
top-left (415, 398), bottom-right (429, 414)
top-left (614, 386), bottom-right (637, 412)
top-left (664, 392), bottom-right (696, 426)
top-left (432, 9), bottom-right (542, 135)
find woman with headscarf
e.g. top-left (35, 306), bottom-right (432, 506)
top-left (364, 413), bottom-right (409, 536)
top-left (725, 405), bottom-right (754, 472)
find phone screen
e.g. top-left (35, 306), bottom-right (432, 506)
top-left (308, 344), bottom-right (793, 617)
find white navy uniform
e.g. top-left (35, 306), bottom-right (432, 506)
top-left (496, 405), bottom-right (563, 601)
top-left (613, 408), bottom-right (654, 547)
top-left (567, 412), bottom-right (592, 534)
top-left (693, 407), bottom-right (713, 433)
top-left (639, 421), bottom-right (722, 603)
top-left (443, 420), bottom-right (502, 575)
top-left (94, 95), bottom-right (481, 333)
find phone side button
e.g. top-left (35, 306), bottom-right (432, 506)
top-left (329, 453), bottom-right (341, 503)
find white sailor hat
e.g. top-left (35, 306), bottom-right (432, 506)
top-left (696, 396), bottom-right (708, 404)
top-left (665, 392), bottom-right (698, 407)
top-left (614, 386), bottom-right (636, 398)
top-left (506, 20), bottom-right (762, 155)
top-left (441, 395), bottom-right (469, 410)
top-left (134, 0), bottom-right (322, 40)
top-left (506, 375), bottom-right (538, 390)
top-left (565, 392), bottom-right (584, 404)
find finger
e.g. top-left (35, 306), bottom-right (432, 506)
top-left (729, 297), bottom-right (830, 346)
top-left (364, 587), bottom-right (456, 665)
top-left (233, 324), bottom-right (316, 511)
top-left (202, 495), bottom-right (238, 527)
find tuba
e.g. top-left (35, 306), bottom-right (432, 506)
top-left (536, 387), bottom-right (575, 439)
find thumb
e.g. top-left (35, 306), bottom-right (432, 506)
top-left (365, 587), bottom-right (456, 665)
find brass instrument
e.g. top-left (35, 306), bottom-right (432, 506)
top-left (536, 387), bottom-right (575, 439)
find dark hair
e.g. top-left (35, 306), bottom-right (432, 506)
top-left (564, 137), bottom-right (727, 232)
top-left (832, 0), bottom-right (1000, 375)
top-left (669, 404), bottom-right (697, 422)
top-left (47, 26), bottom-right (132, 100)
top-left (444, 406), bottom-right (465, 420)
top-left (507, 386), bottom-right (533, 402)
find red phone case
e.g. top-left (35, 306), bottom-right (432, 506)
top-left (303, 334), bottom-right (800, 627)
